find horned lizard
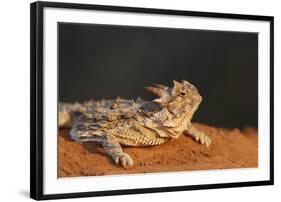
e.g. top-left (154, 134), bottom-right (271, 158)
top-left (59, 80), bottom-right (211, 167)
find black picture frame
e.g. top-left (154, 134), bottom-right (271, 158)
top-left (30, 1), bottom-right (274, 200)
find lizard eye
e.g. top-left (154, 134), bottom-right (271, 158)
top-left (180, 92), bottom-right (186, 96)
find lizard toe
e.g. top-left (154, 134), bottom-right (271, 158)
top-left (114, 153), bottom-right (134, 167)
top-left (204, 136), bottom-right (211, 147)
top-left (198, 133), bottom-right (211, 147)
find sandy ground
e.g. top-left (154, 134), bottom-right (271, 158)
top-left (58, 123), bottom-right (258, 177)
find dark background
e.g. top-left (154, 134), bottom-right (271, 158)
top-left (59, 23), bottom-right (258, 129)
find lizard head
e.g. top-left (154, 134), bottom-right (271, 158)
top-left (146, 80), bottom-right (202, 120)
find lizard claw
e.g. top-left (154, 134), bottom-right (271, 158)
top-left (113, 153), bottom-right (134, 167)
top-left (194, 132), bottom-right (211, 147)
top-left (185, 127), bottom-right (212, 148)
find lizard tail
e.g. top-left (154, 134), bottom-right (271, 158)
top-left (58, 102), bottom-right (85, 128)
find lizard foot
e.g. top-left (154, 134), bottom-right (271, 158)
top-left (113, 152), bottom-right (134, 167)
top-left (194, 132), bottom-right (211, 147)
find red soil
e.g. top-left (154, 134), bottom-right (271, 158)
top-left (58, 123), bottom-right (258, 177)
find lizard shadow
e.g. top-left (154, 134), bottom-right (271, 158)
top-left (59, 129), bottom-right (129, 167)
top-left (82, 143), bottom-right (138, 169)
top-left (81, 143), bottom-right (121, 167)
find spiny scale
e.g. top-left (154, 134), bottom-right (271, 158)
top-left (59, 80), bottom-right (211, 167)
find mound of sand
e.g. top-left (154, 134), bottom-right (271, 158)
top-left (58, 123), bottom-right (258, 177)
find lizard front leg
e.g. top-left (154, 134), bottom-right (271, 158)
top-left (184, 125), bottom-right (211, 147)
top-left (102, 134), bottom-right (134, 167)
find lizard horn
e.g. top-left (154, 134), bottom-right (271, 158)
top-left (153, 83), bottom-right (169, 90)
top-left (173, 80), bottom-right (182, 88)
top-left (182, 80), bottom-right (191, 86)
top-left (145, 86), bottom-right (166, 97)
